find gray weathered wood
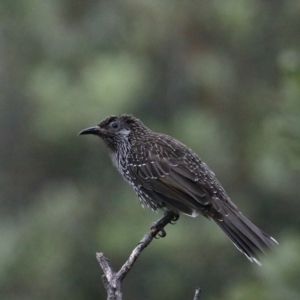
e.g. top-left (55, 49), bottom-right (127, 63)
top-left (96, 212), bottom-right (201, 299)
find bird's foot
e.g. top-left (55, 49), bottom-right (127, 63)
top-left (151, 211), bottom-right (180, 238)
top-left (169, 211), bottom-right (180, 224)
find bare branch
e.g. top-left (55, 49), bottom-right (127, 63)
top-left (193, 287), bottom-right (201, 300)
top-left (96, 212), bottom-right (200, 299)
top-left (96, 253), bottom-right (115, 285)
top-left (117, 232), bottom-right (152, 281)
top-left (118, 211), bottom-right (175, 281)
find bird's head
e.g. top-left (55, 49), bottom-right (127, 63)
top-left (79, 114), bottom-right (149, 151)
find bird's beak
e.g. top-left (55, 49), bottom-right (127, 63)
top-left (78, 126), bottom-right (101, 136)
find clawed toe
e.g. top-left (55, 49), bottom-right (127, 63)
top-left (170, 212), bottom-right (180, 224)
top-left (157, 228), bottom-right (167, 238)
top-left (151, 222), bottom-right (167, 238)
top-left (150, 211), bottom-right (179, 237)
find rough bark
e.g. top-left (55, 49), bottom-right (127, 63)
top-left (96, 212), bottom-right (201, 299)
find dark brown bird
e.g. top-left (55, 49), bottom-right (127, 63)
top-left (79, 114), bottom-right (277, 264)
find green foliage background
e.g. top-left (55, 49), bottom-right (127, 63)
top-left (1, 0), bottom-right (300, 299)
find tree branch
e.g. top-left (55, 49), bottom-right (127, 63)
top-left (96, 212), bottom-right (200, 299)
top-left (193, 287), bottom-right (201, 300)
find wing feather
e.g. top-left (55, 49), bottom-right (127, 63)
top-left (127, 136), bottom-right (222, 216)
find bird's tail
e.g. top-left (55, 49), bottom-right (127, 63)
top-left (214, 208), bottom-right (278, 265)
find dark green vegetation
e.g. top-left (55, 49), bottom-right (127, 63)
top-left (1, 1), bottom-right (300, 299)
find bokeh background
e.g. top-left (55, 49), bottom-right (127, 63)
top-left (1, 0), bottom-right (300, 299)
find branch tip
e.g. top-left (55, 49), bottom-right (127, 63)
top-left (193, 286), bottom-right (201, 300)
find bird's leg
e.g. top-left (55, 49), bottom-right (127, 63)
top-left (151, 211), bottom-right (180, 238)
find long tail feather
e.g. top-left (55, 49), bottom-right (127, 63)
top-left (214, 209), bottom-right (278, 265)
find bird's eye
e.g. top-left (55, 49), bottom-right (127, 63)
top-left (111, 122), bottom-right (119, 129)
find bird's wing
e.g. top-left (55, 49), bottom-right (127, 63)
top-left (127, 135), bottom-right (235, 218)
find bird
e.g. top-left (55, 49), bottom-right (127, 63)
top-left (79, 114), bottom-right (277, 264)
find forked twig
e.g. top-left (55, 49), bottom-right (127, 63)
top-left (96, 212), bottom-right (200, 299)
